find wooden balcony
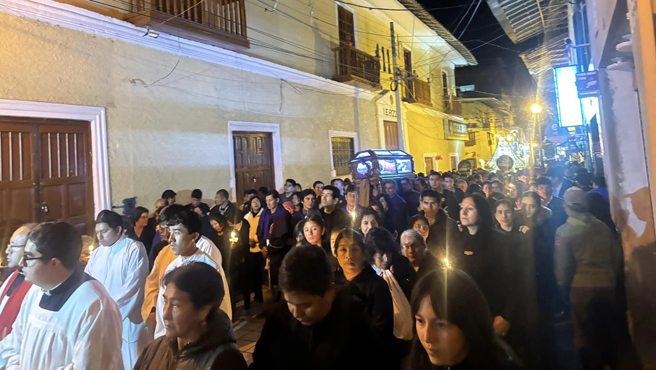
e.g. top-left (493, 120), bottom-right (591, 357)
top-left (332, 45), bottom-right (381, 88)
top-left (126, 0), bottom-right (249, 50)
top-left (444, 96), bottom-right (463, 116)
top-left (403, 78), bottom-right (432, 107)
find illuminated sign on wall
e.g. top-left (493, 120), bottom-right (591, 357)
top-left (554, 66), bottom-right (583, 127)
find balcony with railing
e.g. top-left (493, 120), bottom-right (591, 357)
top-left (126, 0), bottom-right (249, 50)
top-left (444, 95), bottom-right (463, 116)
top-left (403, 77), bottom-right (432, 107)
top-left (332, 45), bottom-right (381, 87)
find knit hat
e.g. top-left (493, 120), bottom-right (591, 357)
top-left (191, 189), bottom-right (203, 199)
top-left (563, 187), bottom-right (586, 211)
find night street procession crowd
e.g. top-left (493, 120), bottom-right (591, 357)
top-left (0, 162), bottom-right (629, 370)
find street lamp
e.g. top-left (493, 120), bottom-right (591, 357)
top-left (530, 104), bottom-right (544, 166)
top-left (531, 104), bottom-right (543, 114)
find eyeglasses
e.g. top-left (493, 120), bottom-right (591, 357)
top-left (20, 255), bottom-right (49, 266)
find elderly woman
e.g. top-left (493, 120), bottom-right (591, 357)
top-left (134, 263), bottom-right (247, 369)
top-left (400, 229), bottom-right (438, 281)
top-left (365, 227), bottom-right (416, 300)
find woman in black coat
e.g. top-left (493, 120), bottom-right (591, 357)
top-left (334, 229), bottom-right (393, 337)
top-left (448, 194), bottom-right (518, 339)
top-left (494, 199), bottom-right (554, 370)
top-left (365, 227), bottom-right (417, 300)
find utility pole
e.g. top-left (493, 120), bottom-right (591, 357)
top-left (390, 22), bottom-right (405, 151)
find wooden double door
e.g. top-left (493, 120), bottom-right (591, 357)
top-left (0, 117), bottom-right (94, 247)
top-left (233, 132), bottom-right (274, 199)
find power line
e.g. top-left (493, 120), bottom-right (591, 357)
top-left (334, 1), bottom-right (470, 12)
top-left (457, 0), bottom-right (482, 39)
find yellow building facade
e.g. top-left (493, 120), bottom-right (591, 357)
top-left (0, 0), bottom-right (474, 231)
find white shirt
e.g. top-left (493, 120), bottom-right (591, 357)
top-left (0, 277), bottom-right (123, 370)
top-left (196, 235), bottom-right (223, 268)
top-left (153, 249), bottom-right (232, 339)
top-left (85, 235), bottom-right (149, 342)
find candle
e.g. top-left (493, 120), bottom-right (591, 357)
top-left (229, 231), bottom-right (239, 244)
top-left (443, 258), bottom-right (452, 268)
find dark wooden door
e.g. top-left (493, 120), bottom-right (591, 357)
top-left (404, 50), bottom-right (414, 99)
top-left (233, 132), bottom-right (274, 199)
top-left (337, 5), bottom-right (355, 47)
top-left (383, 121), bottom-right (399, 150)
top-left (424, 157), bottom-right (434, 173)
top-left (0, 118), bottom-right (94, 247)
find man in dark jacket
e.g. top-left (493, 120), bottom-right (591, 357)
top-left (251, 245), bottom-right (389, 370)
top-left (257, 190), bottom-right (292, 289)
top-left (383, 180), bottom-right (409, 238)
top-left (398, 178), bottom-right (421, 216)
top-left (419, 190), bottom-right (458, 257)
top-left (535, 177), bottom-right (568, 229)
top-left (134, 263), bottom-right (247, 370)
top-left (188, 189), bottom-right (210, 216)
top-left (320, 186), bottom-right (351, 236)
top-left (546, 166), bottom-right (573, 198)
top-left (428, 172), bottom-right (460, 221)
top-left (214, 189), bottom-right (237, 224)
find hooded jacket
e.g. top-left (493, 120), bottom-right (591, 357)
top-left (555, 213), bottom-right (620, 289)
top-left (134, 310), bottom-right (246, 370)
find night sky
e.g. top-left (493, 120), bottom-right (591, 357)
top-left (417, 0), bottom-right (537, 99)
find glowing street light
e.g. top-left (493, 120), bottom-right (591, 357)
top-left (531, 104), bottom-right (543, 114)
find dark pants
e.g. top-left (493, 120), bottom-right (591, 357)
top-left (267, 245), bottom-right (290, 287)
top-left (570, 287), bottom-right (618, 370)
top-left (242, 252), bottom-right (265, 311)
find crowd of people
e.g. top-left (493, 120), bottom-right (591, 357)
top-left (0, 162), bottom-right (631, 370)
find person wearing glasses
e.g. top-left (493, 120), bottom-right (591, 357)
top-left (0, 222), bottom-right (123, 369)
top-left (0, 224), bottom-right (37, 339)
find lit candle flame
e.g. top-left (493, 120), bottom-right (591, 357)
top-left (229, 231), bottom-right (239, 244)
top-left (444, 258), bottom-right (451, 268)
top-left (89, 245), bottom-right (95, 252)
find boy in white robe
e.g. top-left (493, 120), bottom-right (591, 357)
top-left (153, 209), bottom-right (231, 339)
top-left (86, 210), bottom-right (151, 370)
top-left (0, 222), bottom-right (123, 370)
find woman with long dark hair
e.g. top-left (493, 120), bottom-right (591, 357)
top-left (449, 194), bottom-right (517, 339)
top-left (303, 213), bottom-right (331, 255)
top-left (127, 206), bottom-right (156, 256)
top-left (408, 269), bottom-right (522, 370)
top-left (493, 199), bottom-right (548, 369)
top-left (365, 227), bottom-right (416, 300)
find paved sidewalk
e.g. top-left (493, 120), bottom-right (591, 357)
top-left (234, 317), bottom-right (264, 365)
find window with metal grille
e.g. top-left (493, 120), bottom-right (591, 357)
top-left (331, 137), bottom-right (355, 176)
top-left (465, 131), bottom-right (476, 147)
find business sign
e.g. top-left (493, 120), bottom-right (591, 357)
top-left (444, 120), bottom-right (468, 141)
top-left (554, 66), bottom-right (583, 127)
top-left (575, 71), bottom-right (599, 98)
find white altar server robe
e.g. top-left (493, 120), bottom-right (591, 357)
top-left (85, 235), bottom-right (150, 370)
top-left (0, 271), bottom-right (123, 370)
